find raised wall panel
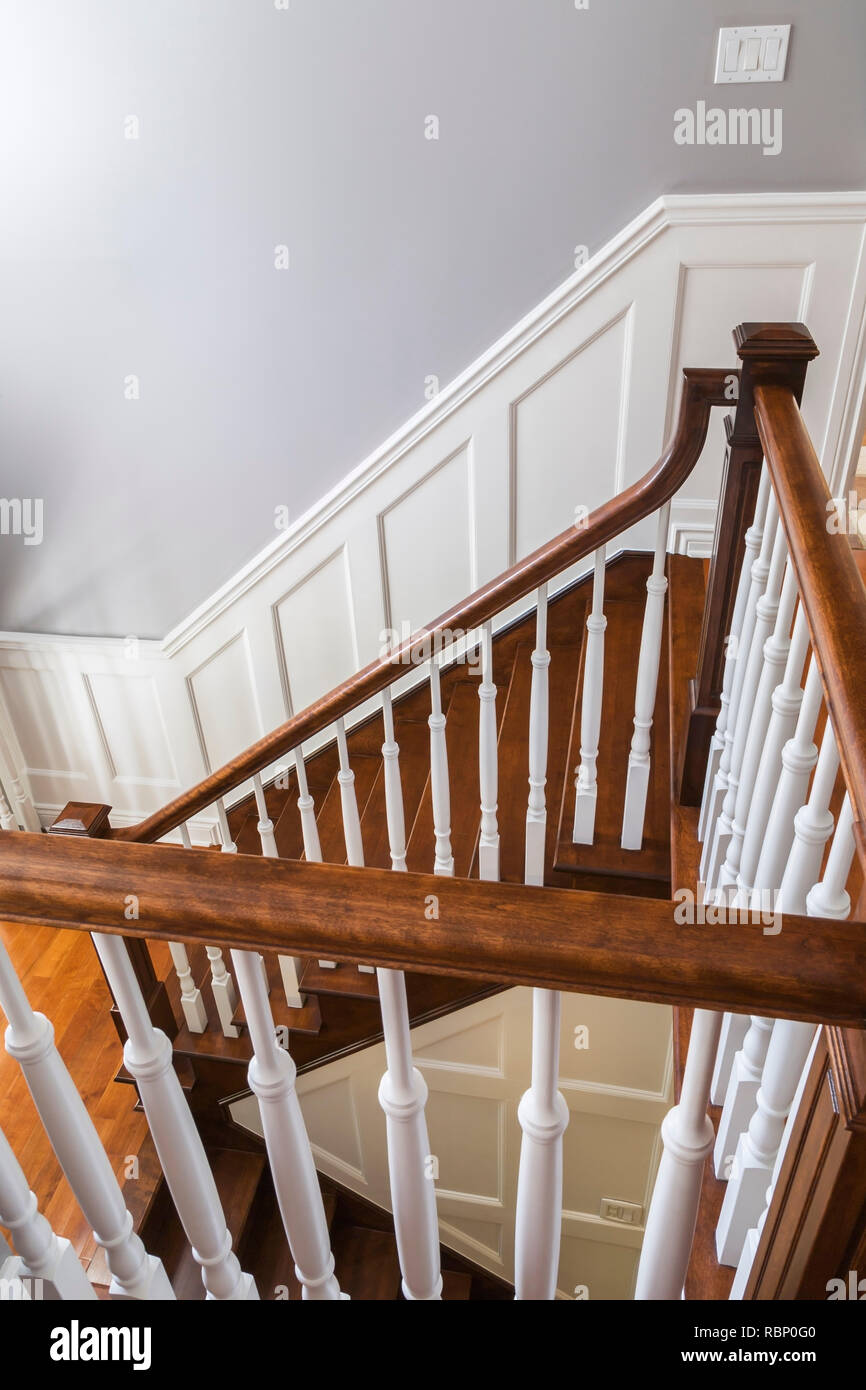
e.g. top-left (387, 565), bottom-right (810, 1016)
top-left (559, 1231), bottom-right (639, 1301)
top-left (669, 263), bottom-right (810, 498)
top-left (562, 1111), bottom-right (658, 1217)
top-left (512, 313), bottom-right (628, 560)
top-left (0, 667), bottom-right (82, 776)
top-left (439, 1213), bottom-right (503, 1259)
top-left (414, 1015), bottom-right (504, 1075)
top-left (559, 993), bottom-right (671, 1094)
top-left (187, 631), bottom-right (262, 773)
top-left (84, 672), bottom-right (178, 786)
top-left (273, 548), bottom-right (358, 715)
top-left (425, 1090), bottom-right (503, 1201)
top-left (299, 1075), bottom-right (365, 1180)
top-left (379, 444), bottom-right (473, 636)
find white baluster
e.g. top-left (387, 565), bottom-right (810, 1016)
top-left (748, 659), bottom-right (824, 906)
top-left (514, 988), bottom-right (568, 1299)
top-left (717, 561), bottom-right (798, 897)
top-left (713, 1015), bottom-right (774, 1182)
top-left (701, 490), bottom-right (778, 886)
top-left (731, 606), bottom-right (810, 908)
top-left (774, 721), bottom-right (840, 916)
top-left (635, 1009), bottom-right (722, 1299)
top-left (710, 1013), bottom-right (750, 1107)
top-left (336, 718), bottom-right (375, 973)
top-left (525, 584), bottom-right (550, 886)
top-left (0, 937), bottom-right (173, 1299)
top-left (0, 1121), bottom-right (95, 1299)
top-left (706, 512), bottom-right (786, 893)
top-left (477, 623), bottom-right (500, 880)
top-left (229, 950), bottom-right (345, 1299)
top-left (168, 942), bottom-right (208, 1034)
top-left (573, 547), bottom-right (607, 845)
top-left (730, 1028), bottom-right (820, 1299)
top-left (91, 933), bottom-right (257, 1298)
top-left (428, 664), bottom-right (454, 877)
top-left (699, 472), bottom-right (771, 843)
top-left (294, 745), bottom-right (322, 863)
top-left (716, 795), bottom-right (854, 1268)
top-left (252, 773), bottom-right (278, 857)
top-left (375, 702), bottom-right (442, 1296)
top-left (381, 689), bottom-right (407, 873)
top-left (622, 508), bottom-right (668, 850)
top-left (253, 773), bottom-right (304, 1009)
top-left (181, 821), bottom-right (239, 1037)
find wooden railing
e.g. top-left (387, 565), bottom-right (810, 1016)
top-left (1, 322), bottom-right (864, 1304)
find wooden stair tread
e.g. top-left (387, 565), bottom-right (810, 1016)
top-left (496, 641), bottom-right (582, 885)
top-left (299, 959), bottom-right (380, 999)
top-left (554, 593), bottom-right (671, 883)
top-left (405, 679), bottom-right (484, 876)
top-left (330, 1224), bottom-right (401, 1300)
top-left (233, 988), bottom-right (322, 1038)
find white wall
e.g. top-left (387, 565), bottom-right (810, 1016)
top-left (2, 192), bottom-right (865, 833)
top-left (230, 985), bottom-right (674, 1300)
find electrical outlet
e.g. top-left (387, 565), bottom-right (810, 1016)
top-left (600, 1197), bottom-right (643, 1225)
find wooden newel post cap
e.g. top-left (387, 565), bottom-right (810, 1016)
top-left (734, 322), bottom-right (820, 364)
top-left (49, 802), bottom-right (112, 838)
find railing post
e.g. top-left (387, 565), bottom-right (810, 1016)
top-left (679, 323), bottom-right (819, 804)
top-left (0, 1120), bottom-right (95, 1299)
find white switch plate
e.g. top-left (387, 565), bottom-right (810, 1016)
top-left (600, 1197), bottom-right (643, 1226)
top-left (714, 25), bottom-right (790, 84)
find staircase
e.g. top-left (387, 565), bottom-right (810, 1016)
top-left (2, 322), bottom-right (866, 1306)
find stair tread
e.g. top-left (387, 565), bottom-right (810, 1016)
top-left (405, 679), bottom-right (483, 876)
top-left (554, 592), bottom-right (671, 882)
top-left (299, 959), bottom-right (380, 999)
top-left (330, 1224), bottom-right (401, 1301)
top-left (233, 986), bottom-right (322, 1038)
top-left (496, 641), bottom-right (582, 885)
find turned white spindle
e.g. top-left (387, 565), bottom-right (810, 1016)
top-left (635, 1009), bottom-right (722, 1299)
top-left (748, 659), bottom-right (824, 905)
top-left (699, 472), bottom-right (771, 843)
top-left (716, 561), bottom-right (798, 898)
top-left (573, 547), bottom-right (607, 845)
top-left (710, 1014), bottom-right (750, 1108)
top-left (253, 773), bottom-right (304, 1009)
top-left (294, 745), bottom-right (323, 863)
top-left (713, 1014), bottom-right (774, 1183)
top-left (229, 949), bottom-right (345, 1299)
top-left (180, 821), bottom-right (239, 1037)
top-left (376, 688), bottom-right (441, 1295)
top-left (428, 664), bottom-right (454, 877)
top-left (382, 689), bottom-right (408, 873)
top-left (0, 1120), bottom-right (94, 1299)
top-left (515, 988), bottom-right (568, 1299)
top-left (731, 606), bottom-right (810, 909)
top-left (336, 718), bottom-right (376, 973)
top-left (525, 585), bottom-right (550, 886)
top-left (717, 796), bottom-right (855, 1269)
top-left (704, 509), bottom-right (785, 892)
top-left (477, 623), bottom-right (500, 881)
top-left (168, 942), bottom-right (208, 1033)
top-left (622, 508), bottom-right (669, 851)
top-left (91, 932), bottom-right (256, 1298)
top-left (700, 490), bottom-right (777, 886)
top-left (0, 936), bottom-right (173, 1299)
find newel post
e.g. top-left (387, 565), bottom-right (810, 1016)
top-left (678, 323), bottom-right (819, 804)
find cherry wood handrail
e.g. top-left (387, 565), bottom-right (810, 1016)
top-left (1, 830), bottom-right (864, 1024)
top-left (114, 366), bottom-right (732, 844)
top-left (754, 383), bottom-right (866, 842)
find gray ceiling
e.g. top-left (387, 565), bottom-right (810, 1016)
top-left (1, 0), bottom-right (864, 638)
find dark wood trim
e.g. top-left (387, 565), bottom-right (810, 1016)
top-left (679, 323), bottom-right (819, 803)
top-left (109, 367), bottom-right (732, 845)
top-left (754, 381), bottom-right (866, 844)
top-left (2, 829), bottom-right (865, 1024)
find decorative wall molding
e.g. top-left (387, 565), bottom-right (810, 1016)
top-left (1, 191), bottom-right (865, 832)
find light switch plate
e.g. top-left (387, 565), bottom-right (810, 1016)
top-left (714, 25), bottom-right (790, 84)
top-left (600, 1197), bottom-right (643, 1226)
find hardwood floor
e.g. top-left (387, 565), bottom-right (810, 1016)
top-left (0, 919), bottom-right (150, 1283)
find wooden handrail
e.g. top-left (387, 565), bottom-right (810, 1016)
top-left (0, 830), bottom-right (863, 1024)
top-left (115, 366), bottom-right (732, 844)
top-left (754, 383), bottom-right (866, 840)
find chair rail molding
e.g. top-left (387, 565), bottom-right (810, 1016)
top-left (1, 191), bottom-right (866, 830)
